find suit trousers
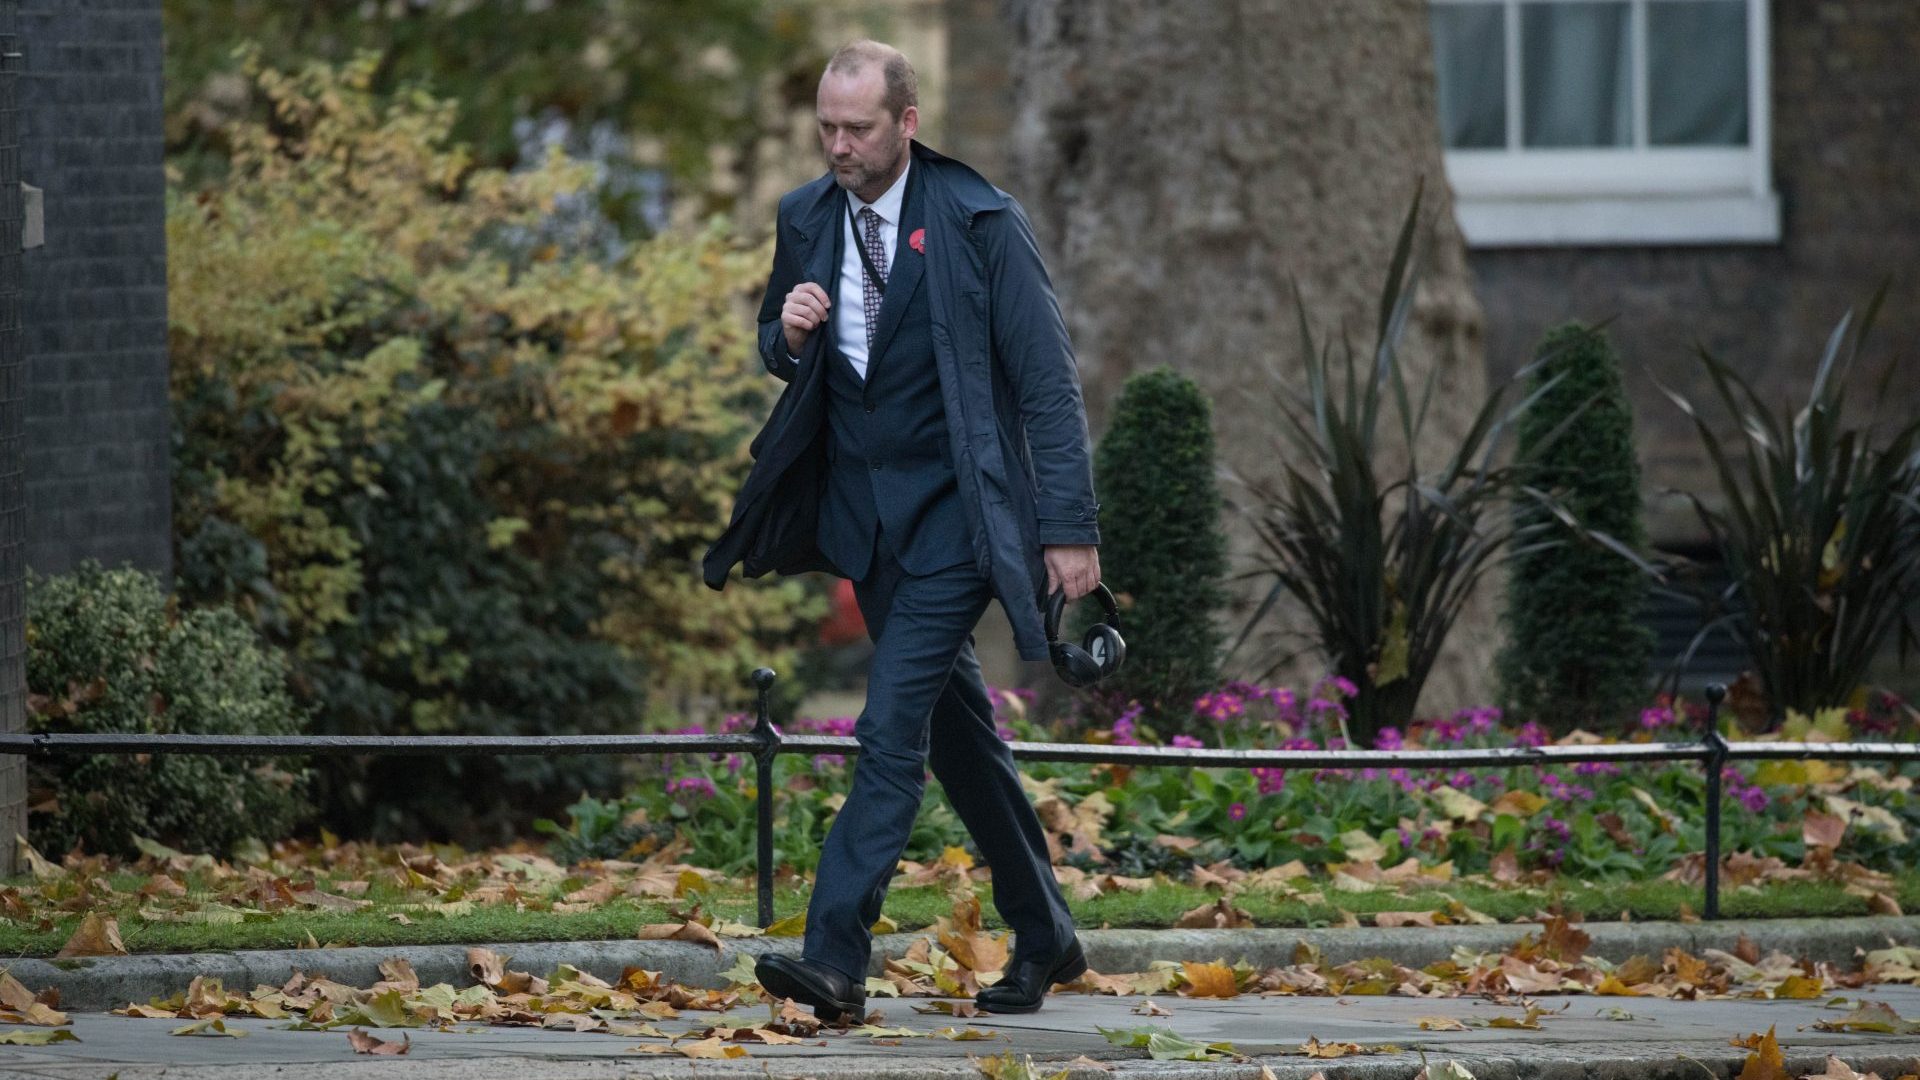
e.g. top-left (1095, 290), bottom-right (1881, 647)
top-left (801, 525), bottom-right (1077, 981)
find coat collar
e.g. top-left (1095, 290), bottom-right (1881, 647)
top-left (786, 140), bottom-right (1010, 251)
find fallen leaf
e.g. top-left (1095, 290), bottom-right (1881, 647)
top-left (1180, 962), bottom-right (1239, 999)
top-left (56, 913), bottom-right (127, 958)
top-left (346, 1028), bottom-right (411, 1055)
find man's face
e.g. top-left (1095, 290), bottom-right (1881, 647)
top-left (817, 67), bottom-right (916, 200)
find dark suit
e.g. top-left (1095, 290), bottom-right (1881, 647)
top-left (799, 163), bottom-right (1076, 981)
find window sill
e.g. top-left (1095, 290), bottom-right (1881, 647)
top-left (1455, 191), bottom-right (1782, 248)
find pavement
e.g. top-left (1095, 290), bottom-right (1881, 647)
top-left (6, 917), bottom-right (1920, 1078)
top-left (5, 984), bottom-right (1920, 1078)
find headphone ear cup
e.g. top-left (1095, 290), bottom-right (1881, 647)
top-left (1051, 641), bottom-right (1103, 688)
top-left (1080, 624), bottom-right (1126, 676)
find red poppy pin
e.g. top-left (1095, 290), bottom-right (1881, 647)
top-left (908, 228), bottom-right (926, 254)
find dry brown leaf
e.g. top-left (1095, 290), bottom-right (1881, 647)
top-left (636, 919), bottom-right (721, 951)
top-left (56, 913), bottom-right (127, 958)
top-left (1174, 898), bottom-right (1252, 929)
top-left (346, 1028), bottom-right (411, 1055)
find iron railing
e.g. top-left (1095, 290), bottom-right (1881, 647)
top-left (6, 672), bottom-right (1917, 927)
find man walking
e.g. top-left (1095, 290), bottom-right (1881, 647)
top-left (702, 39), bottom-right (1101, 1020)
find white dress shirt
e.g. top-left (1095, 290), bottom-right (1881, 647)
top-left (790, 159), bottom-right (909, 381)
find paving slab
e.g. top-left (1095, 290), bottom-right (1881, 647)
top-left (5, 981), bottom-right (1920, 1079)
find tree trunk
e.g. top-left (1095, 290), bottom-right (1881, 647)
top-left (1006, 0), bottom-right (1498, 721)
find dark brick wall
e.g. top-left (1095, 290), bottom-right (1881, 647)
top-left (0, 0), bottom-right (25, 874)
top-left (17, 0), bottom-right (170, 578)
top-left (1467, 0), bottom-right (1920, 545)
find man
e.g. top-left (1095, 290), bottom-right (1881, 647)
top-left (701, 39), bottom-right (1100, 1021)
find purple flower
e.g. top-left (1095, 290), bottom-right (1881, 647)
top-left (1375, 726), bottom-right (1404, 751)
top-left (666, 776), bottom-right (718, 799)
top-left (1315, 675), bottom-right (1359, 700)
top-left (1252, 767), bottom-right (1287, 795)
top-left (1228, 802), bottom-right (1248, 822)
top-left (1449, 770), bottom-right (1477, 789)
top-left (1541, 816), bottom-right (1572, 843)
top-left (1573, 760), bottom-right (1621, 777)
top-left (812, 753), bottom-right (846, 769)
top-left (1738, 787), bottom-right (1769, 813)
top-left (1514, 721), bottom-right (1549, 748)
top-left (1171, 734), bottom-right (1204, 749)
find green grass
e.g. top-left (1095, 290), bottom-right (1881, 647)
top-left (3, 871), bottom-right (1915, 960)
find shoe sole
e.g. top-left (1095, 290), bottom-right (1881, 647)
top-left (977, 947), bottom-right (1091, 1014)
top-left (755, 960), bottom-right (864, 1024)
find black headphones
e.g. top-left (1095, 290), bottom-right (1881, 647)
top-left (1045, 583), bottom-right (1127, 688)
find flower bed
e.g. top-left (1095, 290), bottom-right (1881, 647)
top-left (575, 680), bottom-right (1920, 904)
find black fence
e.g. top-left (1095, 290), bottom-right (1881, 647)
top-left (5, 671), bottom-right (1917, 928)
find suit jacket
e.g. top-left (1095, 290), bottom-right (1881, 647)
top-left (703, 140), bottom-right (1100, 663)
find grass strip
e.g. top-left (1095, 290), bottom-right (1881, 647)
top-left (3, 872), bottom-right (1915, 960)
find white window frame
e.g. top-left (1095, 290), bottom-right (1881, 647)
top-left (1433, 0), bottom-right (1780, 248)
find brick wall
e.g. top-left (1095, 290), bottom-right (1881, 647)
top-left (1467, 0), bottom-right (1920, 545)
top-left (17, 0), bottom-right (170, 578)
top-left (0, 0), bottom-right (23, 874)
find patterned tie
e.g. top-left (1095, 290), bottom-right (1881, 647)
top-left (860, 206), bottom-right (889, 353)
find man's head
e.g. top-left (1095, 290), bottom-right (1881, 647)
top-left (817, 40), bottom-right (919, 203)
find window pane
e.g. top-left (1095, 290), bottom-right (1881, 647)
top-left (1431, 3), bottom-right (1507, 148)
top-left (1520, 1), bottom-right (1632, 147)
top-left (1648, 1), bottom-right (1749, 145)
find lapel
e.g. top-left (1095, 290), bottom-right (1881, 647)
top-left (863, 162), bottom-right (926, 376)
top-left (794, 179), bottom-right (844, 362)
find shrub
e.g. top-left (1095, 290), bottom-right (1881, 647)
top-left (25, 563), bottom-right (312, 858)
top-left (1226, 181), bottom-right (1562, 747)
top-left (1082, 366), bottom-right (1229, 734)
top-left (1662, 291), bottom-right (1920, 720)
top-left (1497, 322), bottom-right (1653, 733)
top-left (167, 51), bottom-right (823, 843)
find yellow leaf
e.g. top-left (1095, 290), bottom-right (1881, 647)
top-left (1180, 962), bottom-right (1240, 999)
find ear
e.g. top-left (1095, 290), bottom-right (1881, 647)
top-left (900, 104), bottom-right (919, 141)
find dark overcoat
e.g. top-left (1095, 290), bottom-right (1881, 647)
top-left (701, 140), bottom-right (1100, 662)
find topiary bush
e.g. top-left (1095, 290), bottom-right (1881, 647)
top-left (1083, 366), bottom-right (1229, 735)
top-left (1497, 322), bottom-right (1653, 733)
top-left (25, 562), bottom-right (313, 859)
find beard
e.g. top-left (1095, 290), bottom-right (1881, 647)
top-left (828, 131), bottom-right (906, 197)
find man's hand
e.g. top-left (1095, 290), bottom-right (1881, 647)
top-left (1043, 544), bottom-right (1101, 602)
top-left (782, 282), bottom-right (832, 355)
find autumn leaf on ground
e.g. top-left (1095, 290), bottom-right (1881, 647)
top-left (970, 1052), bottom-right (1072, 1080)
top-left (1174, 897), bottom-right (1252, 929)
top-left (1732, 1025), bottom-right (1790, 1080)
top-left (1131, 998), bottom-right (1171, 1016)
top-left (0, 1028), bottom-right (79, 1045)
top-left (347, 1028), bottom-right (411, 1055)
top-left (636, 918), bottom-right (721, 951)
top-left (1414, 1063), bottom-right (1478, 1080)
top-left (1180, 961), bottom-right (1240, 999)
top-left (912, 999), bottom-right (981, 1017)
top-left (1813, 1001), bottom-right (1920, 1035)
top-left (630, 1035), bottom-right (747, 1059)
top-left (1415, 1015), bottom-right (1471, 1031)
top-left (1798, 1056), bottom-right (1886, 1080)
top-left (1300, 1035), bottom-right (1387, 1058)
top-left (172, 1017), bottom-right (248, 1037)
top-left (56, 912), bottom-right (127, 958)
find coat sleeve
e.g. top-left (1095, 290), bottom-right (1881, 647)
top-left (979, 196), bottom-right (1101, 547)
top-left (755, 206), bottom-right (825, 383)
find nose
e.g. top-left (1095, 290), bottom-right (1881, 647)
top-left (831, 132), bottom-right (852, 158)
